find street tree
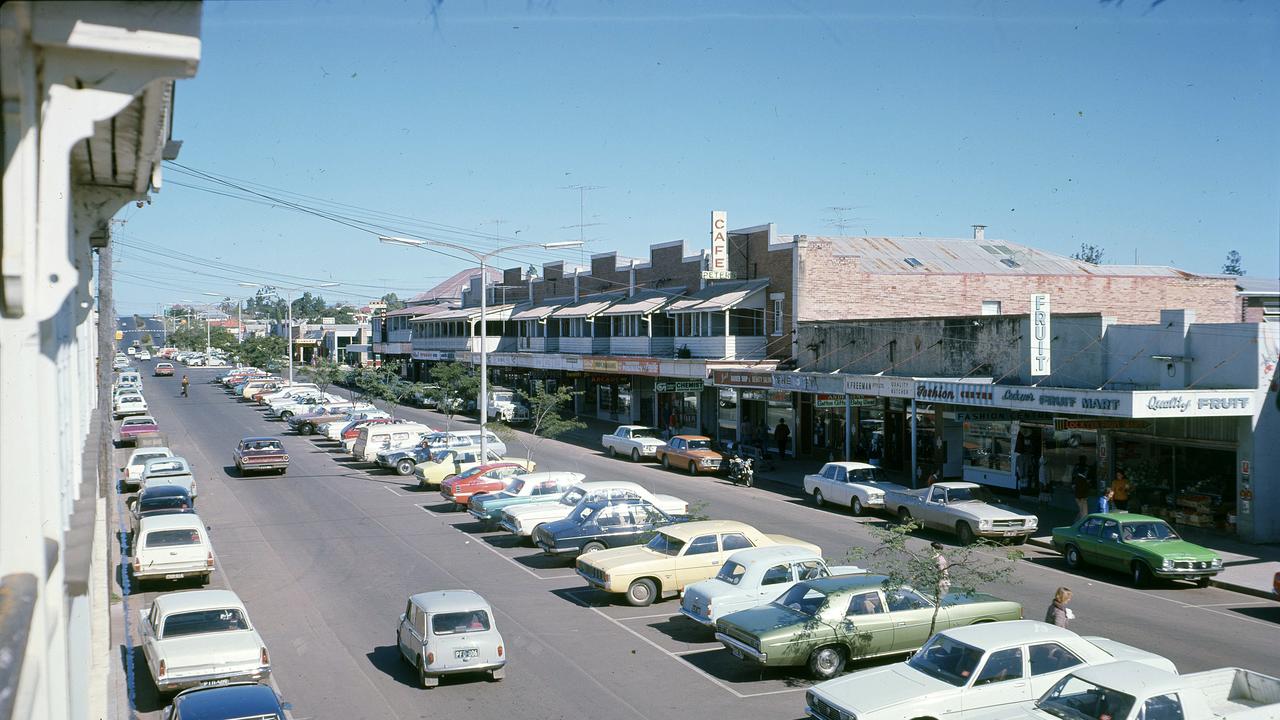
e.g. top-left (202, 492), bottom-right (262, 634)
top-left (1070, 243), bottom-right (1104, 265)
top-left (356, 361), bottom-right (421, 418)
top-left (380, 292), bottom-right (406, 311)
top-left (140, 333), bottom-right (154, 348)
top-left (300, 358), bottom-right (347, 395)
top-left (428, 362), bottom-right (479, 429)
top-left (489, 383), bottom-right (585, 462)
top-left (1222, 250), bottom-right (1245, 276)
top-left (847, 521), bottom-right (1023, 638)
top-left (235, 336), bottom-right (286, 370)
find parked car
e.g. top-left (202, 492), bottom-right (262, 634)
top-left (113, 392), bottom-right (149, 419)
top-left (396, 590), bottom-right (505, 688)
top-left (576, 520), bottom-right (818, 607)
top-left (328, 415), bottom-right (393, 442)
top-left (468, 471), bottom-right (587, 527)
top-left (140, 457), bottom-right (198, 498)
top-left (405, 384), bottom-right (440, 408)
top-left (137, 350), bottom-right (152, 361)
top-left (117, 416), bottom-right (160, 446)
top-left (500, 480), bottom-right (689, 540)
top-left (289, 404), bottom-right (378, 435)
top-left (803, 461), bottom-right (908, 515)
top-left (130, 513), bottom-right (214, 586)
top-left (269, 393), bottom-right (345, 420)
top-left (153, 362), bottom-right (175, 377)
top-left (353, 422), bottom-right (433, 463)
top-left (139, 589), bottom-right (271, 694)
top-left (962, 661), bottom-right (1280, 720)
top-left (804, 621), bottom-right (1175, 720)
top-left (715, 574), bottom-right (1022, 679)
top-left (378, 430), bottom-right (508, 475)
top-left (440, 463), bottom-right (531, 509)
top-left (486, 387), bottom-right (529, 423)
top-left (535, 497), bottom-right (679, 558)
top-left (165, 683), bottom-right (286, 720)
top-left (232, 437), bottom-right (291, 476)
top-left (883, 482), bottom-right (1038, 545)
top-left (127, 485), bottom-right (195, 536)
top-left (654, 435), bottom-right (723, 475)
top-left (1051, 512), bottom-right (1223, 587)
top-left (121, 446), bottom-right (175, 491)
top-left (415, 449), bottom-right (525, 489)
top-left (680, 545), bottom-right (863, 627)
top-left (601, 425), bottom-right (667, 461)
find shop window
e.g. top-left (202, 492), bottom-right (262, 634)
top-left (963, 419), bottom-right (1012, 473)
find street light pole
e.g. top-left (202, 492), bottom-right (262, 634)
top-left (378, 235), bottom-right (582, 460)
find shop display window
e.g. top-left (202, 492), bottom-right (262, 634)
top-left (963, 419), bottom-right (1013, 472)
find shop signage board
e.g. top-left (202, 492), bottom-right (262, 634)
top-left (772, 373), bottom-right (819, 392)
top-left (1031, 293), bottom-right (1051, 376)
top-left (410, 350), bottom-right (455, 361)
top-left (913, 380), bottom-right (1132, 418)
top-left (815, 393), bottom-right (844, 408)
top-left (581, 356), bottom-right (661, 375)
top-left (1053, 418), bottom-right (1151, 431)
top-left (702, 210), bottom-right (731, 280)
top-left (1130, 390), bottom-right (1255, 418)
top-left (843, 374), bottom-right (916, 398)
top-left (713, 369), bottom-right (773, 388)
top-left (656, 379), bottom-right (704, 393)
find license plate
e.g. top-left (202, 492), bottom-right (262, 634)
top-left (454, 648), bottom-right (478, 659)
top-left (1003, 530), bottom-right (1021, 536)
top-left (731, 648), bottom-right (743, 659)
top-left (165, 573), bottom-right (185, 579)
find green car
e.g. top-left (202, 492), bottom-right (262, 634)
top-left (713, 574), bottom-right (1022, 680)
top-left (1051, 512), bottom-right (1222, 588)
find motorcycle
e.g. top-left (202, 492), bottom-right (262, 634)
top-left (726, 452), bottom-right (755, 488)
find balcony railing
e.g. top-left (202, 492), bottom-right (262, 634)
top-left (673, 336), bottom-right (767, 359)
top-left (610, 337), bottom-right (675, 357)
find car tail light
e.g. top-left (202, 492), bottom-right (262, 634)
top-left (131, 558), bottom-right (140, 573)
top-left (206, 552), bottom-right (215, 568)
top-left (157, 659), bottom-right (167, 678)
top-left (497, 645), bottom-right (503, 657)
top-left (261, 647), bottom-right (270, 666)
top-left (426, 652), bottom-right (434, 664)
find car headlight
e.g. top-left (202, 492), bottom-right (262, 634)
top-left (979, 519), bottom-right (992, 530)
top-left (1026, 517), bottom-right (1038, 528)
top-left (1211, 558), bottom-right (1223, 568)
top-left (1162, 558), bottom-right (1174, 570)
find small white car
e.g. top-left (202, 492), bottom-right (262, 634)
top-left (137, 351), bottom-right (152, 361)
top-left (803, 462), bottom-right (909, 515)
top-left (121, 446), bottom-right (175, 490)
top-left (131, 513), bottom-right (214, 585)
top-left (805, 621), bottom-right (1175, 720)
top-left (141, 457), bottom-right (198, 498)
top-left (113, 393), bottom-right (149, 418)
top-left (140, 589), bottom-right (270, 694)
top-left (397, 590), bottom-right (505, 688)
top-left (500, 481), bottom-right (689, 540)
top-left (680, 545), bottom-right (863, 627)
top-left (601, 425), bottom-right (667, 461)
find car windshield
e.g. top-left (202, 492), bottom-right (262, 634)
top-left (123, 419), bottom-right (154, 427)
top-left (505, 478), bottom-right (526, 495)
top-left (244, 440), bottom-right (283, 451)
top-left (133, 453), bottom-right (168, 466)
top-left (1035, 675), bottom-right (1136, 720)
top-left (493, 392), bottom-right (514, 402)
top-left (432, 610), bottom-right (491, 635)
top-left (944, 486), bottom-right (994, 503)
top-left (146, 460), bottom-right (186, 474)
top-left (772, 584), bottom-right (827, 617)
top-left (630, 427), bottom-right (660, 439)
top-left (686, 439), bottom-right (711, 450)
top-left (848, 468), bottom-right (887, 484)
top-left (140, 497), bottom-right (190, 513)
top-left (908, 634), bottom-right (986, 686)
top-left (1121, 521), bottom-right (1179, 541)
top-left (160, 608), bottom-right (249, 638)
top-left (715, 561), bottom-right (747, 585)
top-left (645, 532), bottom-right (685, 556)
top-left (560, 488), bottom-right (588, 506)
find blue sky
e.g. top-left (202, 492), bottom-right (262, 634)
top-left (114, 0), bottom-right (1280, 314)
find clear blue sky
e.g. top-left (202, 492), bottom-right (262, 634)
top-left (114, 0), bottom-right (1280, 314)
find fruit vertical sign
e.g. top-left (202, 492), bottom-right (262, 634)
top-left (1031, 293), bottom-right (1051, 376)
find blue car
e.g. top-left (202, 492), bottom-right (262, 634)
top-left (167, 682), bottom-right (285, 720)
top-left (534, 497), bottom-right (680, 558)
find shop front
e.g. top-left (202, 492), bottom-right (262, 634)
top-left (656, 379), bottom-right (704, 437)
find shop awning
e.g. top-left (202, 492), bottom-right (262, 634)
top-left (598, 289), bottom-right (685, 317)
top-left (420, 304), bottom-right (516, 322)
top-left (549, 293), bottom-right (625, 320)
top-left (666, 279), bottom-right (768, 313)
top-left (510, 300), bottom-right (566, 321)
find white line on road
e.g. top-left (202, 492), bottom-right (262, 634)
top-left (383, 486), bottom-right (411, 498)
top-left (616, 611), bottom-right (687, 621)
top-left (446, 525), bottom-right (568, 581)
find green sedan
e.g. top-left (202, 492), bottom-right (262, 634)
top-left (713, 574), bottom-right (1022, 680)
top-left (1051, 512), bottom-right (1222, 588)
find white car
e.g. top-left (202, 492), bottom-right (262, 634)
top-left (397, 590), bottom-right (506, 688)
top-left (803, 462), bottom-right (909, 515)
top-left (121, 446), bottom-right (175, 490)
top-left (113, 393), bottom-right (149, 418)
top-left (601, 425), bottom-right (667, 461)
top-left (140, 456), bottom-right (198, 498)
top-left (500, 481), bottom-right (689, 540)
top-left (680, 545), bottom-right (863, 627)
top-left (804, 621), bottom-right (1175, 720)
top-left (137, 351), bottom-right (152, 361)
top-left (131, 513), bottom-right (214, 585)
top-left (127, 346), bottom-right (138, 356)
top-left (139, 589), bottom-right (271, 693)
top-left (486, 388), bottom-right (529, 423)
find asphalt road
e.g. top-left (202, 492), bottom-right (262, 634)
top-left (110, 366), bottom-right (1280, 720)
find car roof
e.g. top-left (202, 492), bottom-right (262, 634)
top-left (725, 544), bottom-right (821, 566)
top-left (240, 436), bottom-right (281, 443)
top-left (1084, 512), bottom-right (1165, 522)
top-left (153, 589), bottom-right (245, 616)
top-left (171, 683), bottom-right (283, 719)
top-left (574, 480), bottom-right (644, 492)
top-left (139, 513), bottom-right (204, 532)
top-left (801, 574), bottom-right (892, 593)
top-left (934, 482), bottom-right (980, 490)
top-left (1070, 661), bottom-right (1180, 695)
top-left (660, 520), bottom-right (756, 540)
top-left (130, 447), bottom-right (172, 459)
top-left (515, 471), bottom-right (584, 483)
top-left (409, 589), bottom-right (492, 614)
top-left (672, 435), bottom-right (711, 441)
top-left (139, 484), bottom-right (192, 500)
top-left (939, 620), bottom-right (1078, 648)
top-left (822, 461), bottom-right (879, 471)
top-left (123, 416), bottom-right (157, 424)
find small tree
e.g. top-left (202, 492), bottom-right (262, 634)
top-left (300, 358), bottom-right (346, 395)
top-left (380, 292), bottom-right (406, 311)
top-left (428, 362), bottom-right (479, 430)
top-left (1070, 243), bottom-right (1104, 265)
top-left (848, 522), bottom-right (1023, 638)
top-left (140, 333), bottom-right (153, 348)
top-left (356, 360), bottom-right (421, 419)
top-left (490, 384), bottom-right (585, 462)
top-left (235, 336), bottom-right (287, 370)
top-left (1222, 250), bottom-right (1245, 276)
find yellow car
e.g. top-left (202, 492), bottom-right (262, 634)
top-left (414, 448), bottom-right (535, 489)
top-left (575, 520), bottom-right (818, 606)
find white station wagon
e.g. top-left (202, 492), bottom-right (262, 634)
top-left (131, 513), bottom-right (214, 586)
top-left (140, 589), bottom-right (270, 694)
top-left (121, 446), bottom-right (174, 491)
top-left (113, 393), bottom-right (149, 418)
top-left (680, 545), bottom-right (863, 627)
top-left (397, 590), bottom-right (506, 688)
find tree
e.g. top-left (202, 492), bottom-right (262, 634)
top-left (235, 335), bottom-right (287, 370)
top-left (489, 383), bottom-right (585, 462)
top-left (380, 292), bottom-right (406, 311)
top-left (847, 522), bottom-right (1023, 638)
top-left (327, 305), bottom-right (356, 324)
top-left (1070, 243), bottom-right (1104, 265)
top-left (140, 333), bottom-right (154, 347)
top-left (133, 314), bottom-right (147, 330)
top-left (300, 358), bottom-right (347, 395)
top-left (1222, 250), bottom-right (1245, 276)
top-left (355, 361), bottom-right (421, 418)
top-left (428, 362), bottom-right (479, 429)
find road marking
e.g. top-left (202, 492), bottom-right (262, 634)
top-left (447, 525), bottom-right (568, 581)
top-left (383, 486), bottom-right (411, 498)
top-left (563, 589), bottom-right (805, 700)
top-left (1193, 600), bottom-right (1276, 608)
top-left (418, 505), bottom-right (439, 517)
top-left (616, 611), bottom-right (686, 621)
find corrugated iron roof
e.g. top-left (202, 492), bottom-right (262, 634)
top-left (598, 288), bottom-right (686, 317)
top-left (1237, 277), bottom-right (1279, 295)
top-left (550, 293), bottom-right (626, 320)
top-left (409, 267), bottom-right (502, 303)
top-left (667, 279), bottom-right (769, 313)
top-left (510, 300), bottom-right (566, 321)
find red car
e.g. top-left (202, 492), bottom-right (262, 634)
top-left (440, 463), bottom-right (530, 510)
top-left (340, 416), bottom-right (393, 441)
top-left (117, 416), bottom-right (159, 446)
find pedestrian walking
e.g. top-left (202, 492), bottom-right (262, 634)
top-left (1110, 469), bottom-right (1132, 512)
top-left (180, 374), bottom-right (190, 397)
top-left (1098, 489), bottom-right (1114, 514)
top-left (774, 418), bottom-right (790, 458)
top-left (1044, 587), bottom-right (1074, 628)
top-left (1037, 455), bottom-right (1053, 508)
top-left (1071, 456), bottom-right (1091, 520)
top-left (931, 542), bottom-right (951, 597)
top-left (666, 410), bottom-right (678, 440)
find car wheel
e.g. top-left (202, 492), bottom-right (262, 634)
top-left (278, 468), bottom-right (287, 476)
top-left (580, 541), bottom-right (606, 555)
top-left (529, 524), bottom-right (546, 546)
top-left (957, 522), bottom-right (976, 546)
top-left (200, 573), bottom-right (211, 586)
top-left (851, 497), bottom-right (864, 515)
top-left (608, 445), bottom-right (616, 458)
top-left (281, 411), bottom-right (292, 421)
top-left (1064, 545), bottom-right (1083, 569)
top-left (1010, 535), bottom-right (1027, 546)
top-left (898, 507), bottom-right (913, 525)
top-left (814, 489), bottom-right (825, 507)
top-left (662, 456), bottom-right (671, 470)
top-left (808, 646), bottom-right (846, 680)
top-left (688, 461), bottom-right (698, 476)
top-left (1195, 577), bottom-right (1211, 588)
top-left (1131, 561), bottom-right (1152, 588)
top-left (626, 578), bottom-right (657, 607)
top-left (631, 449), bottom-right (640, 462)
top-left (397, 459), bottom-right (415, 476)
